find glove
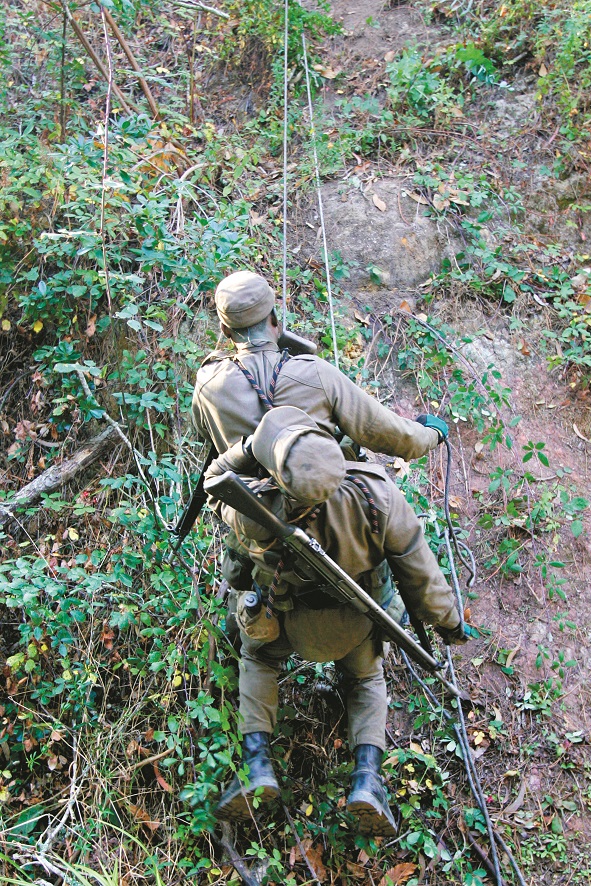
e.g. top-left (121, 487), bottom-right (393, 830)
top-left (205, 437), bottom-right (256, 480)
top-left (415, 413), bottom-right (449, 443)
top-left (435, 622), bottom-right (470, 646)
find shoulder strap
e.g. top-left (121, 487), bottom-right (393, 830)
top-left (233, 349), bottom-right (291, 411)
top-left (200, 350), bottom-right (230, 367)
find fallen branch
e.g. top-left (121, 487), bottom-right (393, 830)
top-left (216, 823), bottom-right (263, 886)
top-left (172, 0), bottom-right (230, 18)
top-left (102, 7), bottom-right (160, 119)
top-left (0, 427), bottom-right (118, 527)
top-left (60, 1), bottom-right (138, 113)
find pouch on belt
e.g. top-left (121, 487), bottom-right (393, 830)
top-left (236, 583), bottom-right (280, 642)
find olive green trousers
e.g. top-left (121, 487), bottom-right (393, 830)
top-left (239, 605), bottom-right (387, 751)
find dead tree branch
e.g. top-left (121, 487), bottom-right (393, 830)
top-left (0, 428), bottom-right (118, 527)
top-left (102, 7), bottom-right (161, 119)
top-left (60, 1), bottom-right (138, 113)
top-left (172, 0), bottom-right (230, 18)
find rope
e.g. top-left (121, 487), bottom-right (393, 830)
top-left (282, 0), bottom-right (289, 325)
top-left (301, 30), bottom-right (340, 370)
top-left (444, 437), bottom-right (476, 588)
top-left (269, 349), bottom-right (290, 402)
top-left (417, 440), bottom-right (529, 886)
top-left (346, 474), bottom-right (380, 534)
top-left (235, 349), bottom-right (291, 411)
top-left (446, 648), bottom-right (504, 884)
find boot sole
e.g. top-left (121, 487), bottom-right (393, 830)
top-left (215, 781), bottom-right (280, 822)
top-left (347, 794), bottom-right (398, 838)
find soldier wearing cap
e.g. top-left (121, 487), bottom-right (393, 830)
top-left (204, 406), bottom-right (466, 835)
top-left (192, 270), bottom-right (448, 457)
top-left (192, 269), bottom-right (448, 612)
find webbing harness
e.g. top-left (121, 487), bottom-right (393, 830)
top-left (265, 477), bottom-right (380, 619)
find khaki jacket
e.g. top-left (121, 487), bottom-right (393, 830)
top-left (192, 341), bottom-right (439, 459)
top-left (209, 458), bottom-right (460, 631)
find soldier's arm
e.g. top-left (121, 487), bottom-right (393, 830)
top-left (382, 482), bottom-right (461, 629)
top-left (316, 358), bottom-right (439, 460)
top-left (204, 443), bottom-right (277, 542)
top-left (191, 378), bottom-right (211, 442)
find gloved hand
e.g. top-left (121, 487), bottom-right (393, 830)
top-left (435, 622), bottom-right (470, 646)
top-left (415, 413), bottom-right (449, 444)
top-left (205, 436), bottom-right (257, 480)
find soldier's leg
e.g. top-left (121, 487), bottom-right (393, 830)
top-left (216, 630), bottom-right (294, 821)
top-left (338, 635), bottom-right (397, 838)
top-left (238, 632), bottom-right (292, 735)
top-left (337, 636), bottom-right (387, 751)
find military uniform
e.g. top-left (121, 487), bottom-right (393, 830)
top-left (192, 272), bottom-right (463, 834)
top-left (207, 421), bottom-right (461, 753)
top-left (193, 340), bottom-right (440, 459)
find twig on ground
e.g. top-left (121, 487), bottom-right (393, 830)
top-left (37, 735), bottom-right (80, 856)
top-left (216, 822), bottom-right (262, 886)
top-left (281, 802), bottom-right (323, 885)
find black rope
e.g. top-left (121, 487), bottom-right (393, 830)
top-left (399, 440), bottom-right (530, 886)
top-left (443, 438), bottom-right (476, 586)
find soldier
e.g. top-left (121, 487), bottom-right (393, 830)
top-left (192, 270), bottom-right (448, 458)
top-left (192, 269), bottom-right (448, 623)
top-left (205, 406), bottom-right (467, 836)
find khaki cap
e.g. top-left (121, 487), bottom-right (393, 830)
top-left (215, 271), bottom-right (275, 329)
top-left (252, 406), bottom-right (346, 505)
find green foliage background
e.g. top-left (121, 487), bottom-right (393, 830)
top-left (1, 0), bottom-right (590, 883)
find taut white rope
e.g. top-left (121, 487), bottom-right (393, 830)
top-left (301, 30), bottom-right (339, 369)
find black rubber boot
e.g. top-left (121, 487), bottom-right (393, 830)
top-left (346, 745), bottom-right (398, 838)
top-left (215, 732), bottom-right (280, 821)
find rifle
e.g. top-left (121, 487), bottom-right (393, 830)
top-left (204, 470), bottom-right (467, 699)
top-left (277, 329), bottom-right (317, 356)
top-left (170, 444), bottom-right (218, 553)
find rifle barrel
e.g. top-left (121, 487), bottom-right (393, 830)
top-left (172, 444), bottom-right (217, 541)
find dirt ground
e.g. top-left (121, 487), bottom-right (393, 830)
top-left (295, 0), bottom-right (591, 876)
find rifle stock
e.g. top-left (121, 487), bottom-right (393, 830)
top-left (204, 470), bottom-right (465, 699)
top-left (277, 329), bottom-right (317, 355)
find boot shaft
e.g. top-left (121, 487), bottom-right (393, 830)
top-left (353, 743), bottom-right (384, 773)
top-left (242, 731), bottom-right (272, 762)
